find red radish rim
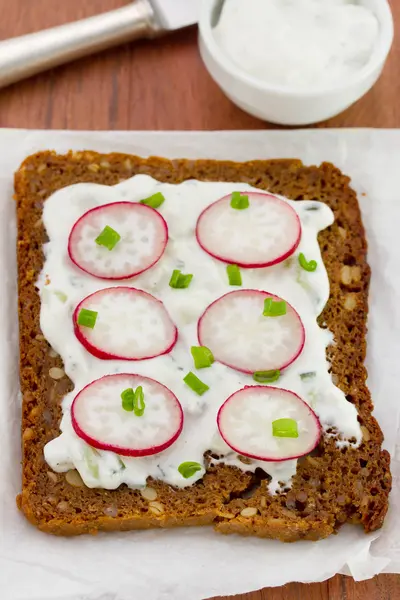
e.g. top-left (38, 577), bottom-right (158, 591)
top-left (71, 373), bottom-right (184, 457)
top-left (73, 286), bottom-right (178, 361)
top-left (68, 201), bottom-right (169, 280)
top-left (195, 192), bottom-right (302, 268)
top-left (217, 385), bottom-right (322, 463)
top-left (197, 290), bottom-right (306, 375)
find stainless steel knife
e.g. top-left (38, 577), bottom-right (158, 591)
top-left (0, 0), bottom-right (201, 89)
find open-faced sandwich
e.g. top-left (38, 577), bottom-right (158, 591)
top-left (15, 152), bottom-right (391, 540)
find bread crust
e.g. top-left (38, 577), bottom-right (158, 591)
top-left (15, 151), bottom-right (391, 540)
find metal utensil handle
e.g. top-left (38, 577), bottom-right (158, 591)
top-left (0, 0), bottom-right (160, 89)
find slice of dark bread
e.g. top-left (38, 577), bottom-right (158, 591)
top-left (15, 151), bottom-right (391, 540)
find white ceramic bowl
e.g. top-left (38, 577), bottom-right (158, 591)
top-left (199, 0), bottom-right (394, 126)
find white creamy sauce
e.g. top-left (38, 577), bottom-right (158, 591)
top-left (214, 0), bottom-right (379, 90)
top-left (41, 175), bottom-right (362, 494)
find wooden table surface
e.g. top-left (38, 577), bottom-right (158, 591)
top-left (1, 1), bottom-right (399, 599)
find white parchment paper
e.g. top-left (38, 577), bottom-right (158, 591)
top-left (0, 128), bottom-right (399, 600)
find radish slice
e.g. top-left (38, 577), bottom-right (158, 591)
top-left (68, 202), bottom-right (168, 280)
top-left (217, 386), bottom-right (321, 462)
top-left (73, 287), bottom-right (177, 360)
top-left (72, 374), bottom-right (184, 457)
top-left (198, 290), bottom-right (305, 374)
top-left (196, 192), bottom-right (301, 268)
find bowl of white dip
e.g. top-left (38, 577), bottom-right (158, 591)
top-left (199, 0), bottom-right (394, 125)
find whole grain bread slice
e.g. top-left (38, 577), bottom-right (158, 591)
top-left (15, 151), bottom-right (391, 540)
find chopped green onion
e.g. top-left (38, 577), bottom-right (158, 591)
top-left (296, 271), bottom-right (313, 293)
top-left (272, 418), bottom-right (299, 438)
top-left (84, 447), bottom-right (99, 478)
top-left (95, 225), bottom-right (121, 251)
top-left (169, 269), bottom-right (181, 288)
top-left (253, 370), bottom-right (280, 384)
top-left (121, 387), bottom-right (145, 416)
top-left (121, 388), bottom-right (135, 412)
top-left (184, 372), bottom-right (209, 396)
top-left (54, 290), bottom-right (68, 303)
top-left (230, 191), bottom-right (249, 210)
top-left (226, 264), bottom-right (242, 286)
top-left (169, 269), bottom-right (193, 289)
top-left (191, 346), bottom-right (214, 369)
top-left (140, 192), bottom-right (165, 209)
top-left (300, 371), bottom-right (316, 381)
top-left (178, 461), bottom-right (203, 479)
top-left (263, 298), bottom-right (287, 317)
top-left (299, 252), bottom-right (317, 272)
top-left (133, 386), bottom-right (145, 417)
top-left (77, 308), bottom-right (98, 329)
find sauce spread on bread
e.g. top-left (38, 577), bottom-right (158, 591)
top-left (41, 176), bottom-right (362, 493)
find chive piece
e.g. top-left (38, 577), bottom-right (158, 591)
top-left (230, 191), bottom-right (249, 210)
top-left (169, 269), bottom-right (181, 288)
top-left (299, 252), bottom-right (318, 272)
top-left (84, 447), bottom-right (99, 478)
top-left (191, 346), bottom-right (214, 369)
top-left (121, 387), bottom-right (145, 415)
top-left (300, 371), bottom-right (316, 381)
top-left (263, 298), bottom-right (287, 317)
top-left (178, 461), bottom-right (203, 479)
top-left (133, 386), bottom-right (145, 417)
top-left (140, 192), bottom-right (165, 209)
top-left (253, 370), bottom-right (280, 384)
top-left (121, 388), bottom-right (135, 412)
top-left (95, 225), bottom-right (121, 251)
top-left (272, 418), bottom-right (299, 438)
top-left (184, 372), bottom-right (209, 396)
top-left (226, 264), bottom-right (242, 286)
top-left (169, 269), bottom-right (193, 289)
top-left (77, 308), bottom-right (98, 329)
top-left (178, 274), bottom-right (193, 289)
top-left (54, 290), bottom-right (68, 303)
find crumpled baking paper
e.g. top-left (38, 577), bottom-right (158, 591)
top-left (0, 128), bottom-right (399, 600)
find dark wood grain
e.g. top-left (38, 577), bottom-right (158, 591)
top-left (0, 1), bottom-right (399, 599)
top-left (0, 0), bottom-right (399, 129)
